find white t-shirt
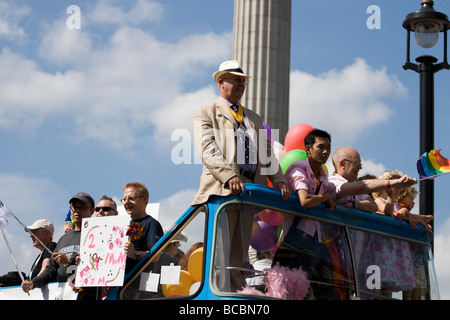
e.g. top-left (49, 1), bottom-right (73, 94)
top-left (328, 173), bottom-right (370, 204)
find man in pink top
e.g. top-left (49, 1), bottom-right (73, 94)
top-left (281, 129), bottom-right (336, 242)
top-left (273, 129), bottom-right (339, 299)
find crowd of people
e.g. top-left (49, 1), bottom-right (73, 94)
top-left (276, 129), bottom-right (431, 299)
top-left (1, 60), bottom-right (433, 300)
top-left (17, 182), bottom-right (163, 299)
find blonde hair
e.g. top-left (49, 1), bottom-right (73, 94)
top-left (372, 170), bottom-right (403, 198)
top-left (397, 185), bottom-right (419, 203)
top-left (123, 182), bottom-right (149, 199)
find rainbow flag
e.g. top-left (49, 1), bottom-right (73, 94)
top-left (417, 149), bottom-right (450, 179)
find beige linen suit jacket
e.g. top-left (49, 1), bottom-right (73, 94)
top-left (192, 99), bottom-right (286, 205)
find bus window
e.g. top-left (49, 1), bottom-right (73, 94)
top-left (212, 204), bottom-right (355, 299)
top-left (350, 229), bottom-right (438, 300)
top-left (212, 203), bottom-right (255, 293)
top-left (119, 208), bottom-right (206, 300)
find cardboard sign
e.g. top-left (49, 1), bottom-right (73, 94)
top-left (75, 215), bottom-right (130, 287)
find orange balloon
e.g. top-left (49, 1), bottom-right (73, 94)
top-left (284, 123), bottom-right (314, 152)
top-left (162, 270), bottom-right (193, 297)
top-left (187, 248), bottom-right (204, 282)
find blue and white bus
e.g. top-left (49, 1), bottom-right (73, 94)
top-left (107, 184), bottom-right (439, 300)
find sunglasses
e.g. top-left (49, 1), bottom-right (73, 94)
top-left (94, 206), bottom-right (115, 212)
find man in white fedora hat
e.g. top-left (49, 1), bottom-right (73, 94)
top-left (193, 60), bottom-right (289, 204)
top-left (192, 60), bottom-right (289, 291)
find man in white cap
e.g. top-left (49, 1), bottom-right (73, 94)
top-left (153, 228), bottom-right (188, 274)
top-left (192, 60), bottom-right (289, 291)
top-left (25, 219), bottom-right (57, 281)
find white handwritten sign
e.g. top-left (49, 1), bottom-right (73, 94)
top-left (75, 215), bottom-right (130, 287)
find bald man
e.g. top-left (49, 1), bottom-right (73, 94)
top-left (329, 147), bottom-right (417, 211)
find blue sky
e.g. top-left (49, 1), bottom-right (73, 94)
top-left (1, 0), bottom-right (450, 298)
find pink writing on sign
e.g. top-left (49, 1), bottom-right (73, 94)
top-left (75, 215), bottom-right (130, 288)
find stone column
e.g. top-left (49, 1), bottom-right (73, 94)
top-left (233, 0), bottom-right (291, 140)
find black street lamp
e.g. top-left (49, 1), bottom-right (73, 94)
top-left (403, 0), bottom-right (450, 226)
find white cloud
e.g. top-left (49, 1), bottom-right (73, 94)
top-left (358, 158), bottom-right (387, 178)
top-left (158, 188), bottom-right (197, 229)
top-left (150, 86), bottom-right (217, 147)
top-left (289, 58), bottom-right (407, 146)
top-left (38, 20), bottom-right (93, 66)
top-left (0, 48), bottom-right (84, 131)
top-left (0, 0), bottom-right (30, 39)
top-left (0, 6), bottom-right (232, 150)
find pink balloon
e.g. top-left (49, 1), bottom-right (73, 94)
top-left (284, 123), bottom-right (314, 152)
top-left (258, 209), bottom-right (282, 226)
top-left (269, 241), bottom-right (279, 256)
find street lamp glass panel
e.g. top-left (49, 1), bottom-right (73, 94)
top-left (414, 22), bottom-right (440, 48)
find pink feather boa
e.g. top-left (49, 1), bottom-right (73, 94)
top-left (238, 263), bottom-right (310, 300)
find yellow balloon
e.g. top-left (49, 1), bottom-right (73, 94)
top-left (187, 248), bottom-right (204, 282)
top-left (162, 270), bottom-right (193, 297)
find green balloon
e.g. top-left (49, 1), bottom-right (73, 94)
top-left (280, 149), bottom-right (307, 174)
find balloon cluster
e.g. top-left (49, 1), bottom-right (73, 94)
top-left (278, 123), bottom-right (314, 173)
top-left (161, 247), bottom-right (203, 297)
